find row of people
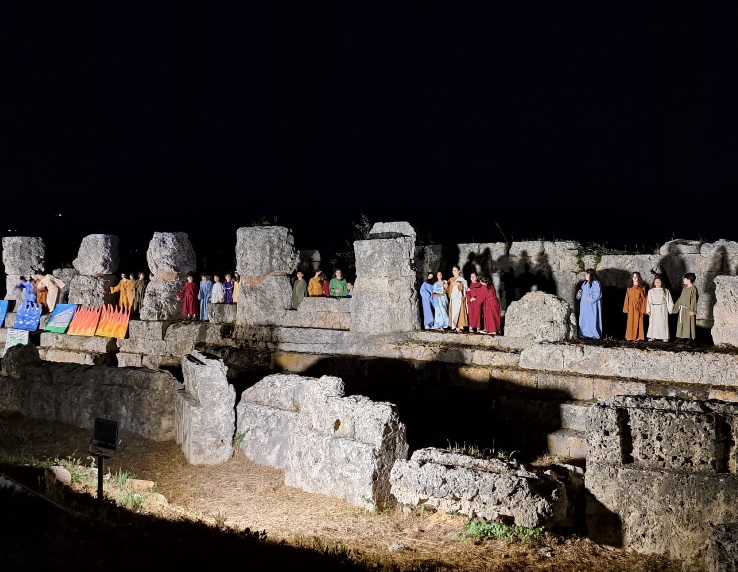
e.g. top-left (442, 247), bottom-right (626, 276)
top-left (109, 272), bottom-right (150, 315)
top-left (577, 269), bottom-right (698, 344)
top-left (176, 272), bottom-right (242, 320)
top-left (15, 272), bottom-right (66, 313)
top-left (291, 269), bottom-right (353, 309)
top-left (420, 265), bottom-right (502, 334)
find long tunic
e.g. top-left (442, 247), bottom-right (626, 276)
top-left (232, 279), bottom-right (240, 304)
top-left (623, 285), bottom-right (647, 340)
top-left (431, 281), bottom-right (449, 329)
top-left (211, 281), bottom-right (226, 304)
top-left (133, 278), bottom-right (148, 313)
top-left (419, 281), bottom-right (435, 328)
top-left (37, 274), bottom-right (65, 312)
top-left (177, 282), bottom-right (199, 316)
top-left (466, 282), bottom-right (484, 329)
top-left (480, 285), bottom-right (502, 334)
top-left (111, 278), bottom-right (135, 309)
top-left (671, 285), bottom-right (698, 339)
top-left (329, 277), bottom-right (349, 297)
top-left (646, 287), bottom-right (674, 341)
top-left (291, 279), bottom-right (308, 308)
top-left (576, 280), bottom-right (603, 339)
top-left (16, 280), bottom-right (36, 303)
top-left (446, 276), bottom-right (468, 329)
top-left (199, 280), bottom-right (213, 320)
top-left (223, 280), bottom-right (234, 304)
top-left (308, 277), bottom-right (323, 296)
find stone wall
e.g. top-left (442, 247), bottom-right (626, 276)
top-left (585, 395), bottom-right (738, 568)
top-left (0, 344), bottom-right (180, 441)
top-left (68, 234), bottom-right (119, 306)
top-left (2, 236), bottom-right (45, 309)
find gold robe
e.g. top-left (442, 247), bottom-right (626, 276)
top-left (111, 278), bottom-right (135, 309)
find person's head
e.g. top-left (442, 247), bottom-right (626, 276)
top-left (470, 272), bottom-right (478, 283)
top-left (585, 268), bottom-right (597, 283)
top-left (683, 272), bottom-right (696, 285)
top-left (121, 272), bottom-right (127, 280)
top-left (347, 282), bottom-right (354, 291)
top-left (628, 271), bottom-right (644, 288)
top-left (225, 273), bottom-right (232, 281)
top-left (19, 276), bottom-right (26, 282)
top-left (334, 269), bottom-right (343, 279)
top-left (186, 274), bottom-right (194, 282)
top-left (138, 272), bottom-right (145, 279)
top-left (436, 271), bottom-right (443, 282)
top-left (652, 275), bottom-right (664, 289)
top-left (213, 275), bottom-right (221, 282)
top-left (426, 272), bottom-right (434, 282)
top-left (233, 272), bottom-right (240, 281)
top-left (480, 275), bottom-right (490, 286)
top-left (36, 271), bottom-right (46, 279)
top-left (452, 265), bottom-right (460, 277)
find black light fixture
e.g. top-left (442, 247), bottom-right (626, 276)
top-left (89, 418), bottom-right (119, 500)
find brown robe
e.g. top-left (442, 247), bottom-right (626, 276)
top-left (623, 285), bottom-right (647, 340)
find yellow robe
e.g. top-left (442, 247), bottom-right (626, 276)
top-left (233, 279), bottom-right (240, 304)
top-left (308, 276), bottom-right (323, 296)
top-left (111, 278), bottom-right (135, 309)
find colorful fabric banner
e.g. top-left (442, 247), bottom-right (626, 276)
top-left (67, 306), bottom-right (102, 336)
top-left (44, 304), bottom-right (78, 334)
top-left (14, 302), bottom-right (42, 331)
top-left (95, 304), bottom-right (130, 339)
top-left (0, 300), bottom-right (8, 328)
top-left (3, 328), bottom-right (29, 356)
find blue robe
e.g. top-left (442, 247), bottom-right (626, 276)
top-left (419, 281), bottom-right (435, 328)
top-left (198, 279), bottom-right (213, 321)
top-left (16, 280), bottom-right (36, 303)
top-left (577, 280), bottom-right (603, 339)
top-left (223, 281), bottom-right (234, 304)
top-left (431, 281), bottom-right (449, 329)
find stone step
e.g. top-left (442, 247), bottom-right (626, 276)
top-left (547, 428), bottom-right (586, 460)
top-left (559, 402), bottom-right (591, 432)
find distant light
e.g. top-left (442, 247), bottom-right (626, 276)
top-left (55, 213), bottom-right (63, 217)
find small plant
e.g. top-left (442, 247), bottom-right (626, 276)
top-left (111, 468), bottom-right (133, 488)
top-left (232, 431), bottom-right (247, 447)
top-left (213, 511), bottom-right (228, 529)
top-left (459, 519), bottom-right (545, 543)
top-left (120, 490), bottom-right (144, 510)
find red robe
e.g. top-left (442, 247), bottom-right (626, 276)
top-left (480, 285), bottom-right (502, 334)
top-left (177, 282), bottom-right (199, 315)
top-left (466, 282), bottom-right (484, 329)
top-left (322, 280), bottom-right (330, 297)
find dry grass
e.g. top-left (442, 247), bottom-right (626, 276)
top-left (0, 413), bottom-right (681, 571)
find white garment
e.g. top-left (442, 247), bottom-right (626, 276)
top-left (448, 276), bottom-right (467, 328)
top-left (211, 282), bottom-right (226, 304)
top-left (646, 287), bottom-right (674, 340)
top-left (37, 274), bottom-right (66, 312)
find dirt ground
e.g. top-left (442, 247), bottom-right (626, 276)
top-left (0, 412), bottom-right (684, 572)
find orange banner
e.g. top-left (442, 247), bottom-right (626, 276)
top-left (95, 304), bottom-right (130, 338)
top-left (67, 306), bottom-right (102, 336)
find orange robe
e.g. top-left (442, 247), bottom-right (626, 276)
top-left (308, 276), bottom-right (323, 296)
top-left (111, 278), bottom-right (135, 309)
top-left (623, 285), bottom-right (647, 340)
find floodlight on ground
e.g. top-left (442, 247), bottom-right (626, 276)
top-left (89, 418), bottom-right (119, 500)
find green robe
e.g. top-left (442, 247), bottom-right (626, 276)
top-left (291, 279), bottom-right (308, 309)
top-left (329, 277), bottom-right (349, 297)
top-left (671, 285), bottom-right (698, 339)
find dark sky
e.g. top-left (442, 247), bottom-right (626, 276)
top-left (3, 2), bottom-right (738, 272)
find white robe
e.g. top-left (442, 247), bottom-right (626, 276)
top-left (646, 287), bottom-right (674, 341)
top-left (211, 282), bottom-right (226, 304)
top-left (37, 274), bottom-right (65, 312)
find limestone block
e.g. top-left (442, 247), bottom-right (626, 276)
top-left (52, 268), bottom-right (79, 304)
top-left (351, 276), bottom-right (419, 333)
top-left (586, 404), bottom-right (628, 465)
top-left (455, 243), bottom-right (510, 277)
top-left (278, 296), bottom-right (352, 330)
top-left (390, 448), bottom-right (567, 528)
top-left (39, 332), bottom-right (117, 353)
top-left (117, 338), bottom-right (168, 354)
top-left (236, 401), bottom-right (298, 468)
top-left (504, 291), bottom-right (575, 341)
top-left (207, 303), bottom-right (236, 324)
top-left (241, 373), bottom-right (343, 412)
top-left (354, 237), bottom-right (415, 276)
top-left (1, 236), bottom-right (45, 275)
top-left (42, 349), bottom-right (110, 366)
top-left (594, 255), bottom-right (661, 288)
top-left (68, 274), bottom-right (118, 306)
top-left (235, 226), bottom-right (297, 276)
top-left (142, 354), bottom-right (181, 369)
top-left (116, 353), bottom-right (143, 368)
top-left (297, 249), bottom-right (321, 273)
top-left (175, 351), bottom-right (235, 464)
top-left (285, 427), bottom-right (395, 510)
top-left (72, 234), bottom-right (119, 276)
top-left (140, 277), bottom-right (186, 321)
top-left (146, 232), bottom-right (196, 276)
top-left (711, 276), bottom-right (738, 348)
top-left (508, 241), bottom-right (544, 258)
top-left (660, 239), bottom-right (703, 255)
top-left (703, 523), bottom-right (738, 572)
top-left (368, 221), bottom-right (416, 240)
top-left (235, 274), bottom-right (291, 326)
top-left (127, 319), bottom-right (171, 340)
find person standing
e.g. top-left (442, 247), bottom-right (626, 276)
top-left (576, 268), bottom-right (603, 339)
top-left (479, 275), bottom-right (502, 335)
top-left (431, 271), bottom-right (449, 330)
top-left (671, 272), bottom-right (698, 344)
top-left (176, 273), bottom-right (199, 320)
top-left (211, 275), bottom-right (226, 304)
top-left (110, 272), bottom-right (135, 310)
top-left (445, 265), bottom-right (468, 333)
top-left (623, 271), bottom-right (648, 341)
top-left (419, 272), bottom-right (435, 329)
top-left (645, 275), bottom-right (674, 342)
top-left (16, 276), bottom-right (37, 304)
top-left (198, 274), bottom-right (213, 321)
top-left (232, 272), bottom-right (241, 304)
top-left (291, 271), bottom-right (308, 309)
top-left (466, 272), bottom-right (484, 333)
top-left (329, 269), bottom-right (349, 297)
top-left (308, 269), bottom-right (324, 296)
top-left (133, 271), bottom-right (149, 316)
top-left (223, 273), bottom-right (235, 304)
top-left (35, 271), bottom-right (65, 313)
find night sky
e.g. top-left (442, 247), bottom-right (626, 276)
top-left (3, 2), bottom-right (738, 273)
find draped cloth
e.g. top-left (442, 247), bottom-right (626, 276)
top-left (671, 285), bottom-right (698, 340)
top-left (577, 280), bottom-right (603, 339)
top-left (646, 287), bottom-right (673, 341)
top-left (466, 282), bottom-right (484, 330)
top-left (431, 281), bottom-right (449, 329)
top-left (480, 285), bottom-right (502, 334)
top-left (177, 282), bottom-right (199, 316)
top-left (446, 276), bottom-right (468, 329)
top-left (111, 278), bottom-right (135, 310)
top-left (291, 279), bottom-right (308, 308)
top-left (623, 285), bottom-right (647, 340)
top-left (211, 281), bottom-right (226, 304)
top-left (199, 279), bottom-right (213, 320)
top-left (419, 281), bottom-right (435, 328)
